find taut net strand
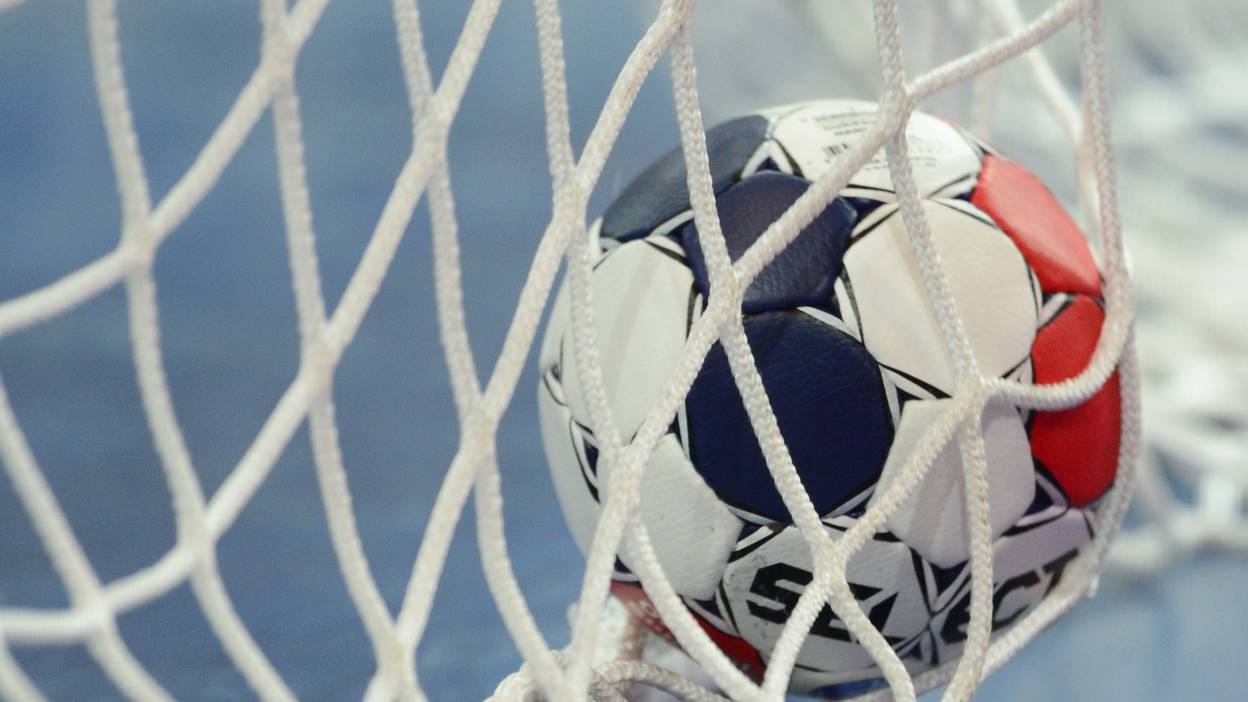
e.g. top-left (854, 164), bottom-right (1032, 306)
top-left (0, 0), bottom-right (1233, 700)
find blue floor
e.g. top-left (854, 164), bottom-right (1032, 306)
top-left (0, 3), bottom-right (1244, 700)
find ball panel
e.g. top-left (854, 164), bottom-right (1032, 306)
top-left (685, 310), bottom-right (892, 522)
top-left (601, 115), bottom-right (770, 242)
top-left (1007, 469), bottom-right (1073, 535)
top-left (719, 524), bottom-right (929, 685)
top-left (678, 171), bottom-right (856, 314)
top-left (537, 100), bottom-right (1121, 694)
top-left (929, 509), bottom-right (1091, 665)
top-left (1030, 295), bottom-right (1121, 506)
top-left (991, 507), bottom-right (1091, 580)
top-left (831, 275), bottom-right (862, 343)
top-left (537, 370), bottom-right (601, 555)
top-left (539, 272), bottom-right (571, 372)
top-left (616, 434), bottom-right (744, 599)
top-left (769, 100), bottom-right (981, 199)
top-left (970, 154), bottom-right (1102, 296)
top-left (843, 200), bottom-right (1038, 394)
top-left (870, 399), bottom-right (1036, 568)
top-left (557, 240), bottom-right (696, 437)
top-left (912, 554), bottom-right (973, 617)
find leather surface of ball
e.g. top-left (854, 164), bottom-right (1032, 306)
top-left (536, 99), bottom-right (1121, 695)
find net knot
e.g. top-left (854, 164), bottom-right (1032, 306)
top-left (120, 236), bottom-right (157, 273)
top-left (878, 90), bottom-right (916, 136)
top-left (300, 337), bottom-right (338, 399)
top-left (415, 100), bottom-right (454, 151)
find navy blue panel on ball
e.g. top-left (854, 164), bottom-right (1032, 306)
top-left (600, 115), bottom-right (769, 242)
top-left (679, 172), bottom-right (856, 314)
top-left (685, 311), bottom-right (892, 522)
top-left (845, 196), bottom-right (887, 222)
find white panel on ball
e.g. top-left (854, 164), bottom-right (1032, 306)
top-left (929, 509), bottom-right (1092, 665)
top-left (870, 398), bottom-right (1036, 568)
top-left (558, 240), bottom-right (694, 436)
top-left (719, 524), bottom-right (929, 688)
top-left (613, 434), bottom-right (744, 599)
top-left (537, 372), bottom-right (602, 555)
top-left (539, 275), bottom-right (570, 373)
top-left (842, 199), bottom-right (1038, 394)
top-left (768, 100), bottom-right (981, 198)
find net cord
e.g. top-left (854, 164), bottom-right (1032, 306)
top-left (0, 0), bottom-right (1143, 700)
top-left (500, 0), bottom-right (1137, 699)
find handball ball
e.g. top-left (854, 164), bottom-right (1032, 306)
top-left (536, 99), bottom-right (1122, 696)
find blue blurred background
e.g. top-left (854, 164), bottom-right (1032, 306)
top-left (0, 1), bottom-right (1244, 700)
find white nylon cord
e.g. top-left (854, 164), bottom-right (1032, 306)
top-left (261, 0), bottom-right (416, 698)
top-left (102, 0), bottom-right (295, 696)
top-left (0, 628), bottom-right (44, 702)
top-left (0, 0), bottom-right (1153, 700)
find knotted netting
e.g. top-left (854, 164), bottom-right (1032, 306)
top-left (0, 0), bottom-right (1239, 700)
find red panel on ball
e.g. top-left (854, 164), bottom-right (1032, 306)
top-left (610, 582), bottom-right (766, 682)
top-left (1030, 296), bottom-right (1120, 506)
top-left (971, 155), bottom-right (1101, 296)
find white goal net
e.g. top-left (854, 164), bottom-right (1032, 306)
top-left (0, 0), bottom-right (1243, 701)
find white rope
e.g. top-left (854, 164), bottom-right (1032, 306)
top-left (95, 0), bottom-right (298, 697)
top-left (0, 0), bottom-right (333, 339)
top-left (260, 0), bottom-right (417, 698)
top-left (0, 0), bottom-right (1177, 700)
top-left (488, 650), bottom-right (731, 702)
top-left (0, 629), bottom-right (45, 702)
top-left (0, 377), bottom-right (171, 702)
